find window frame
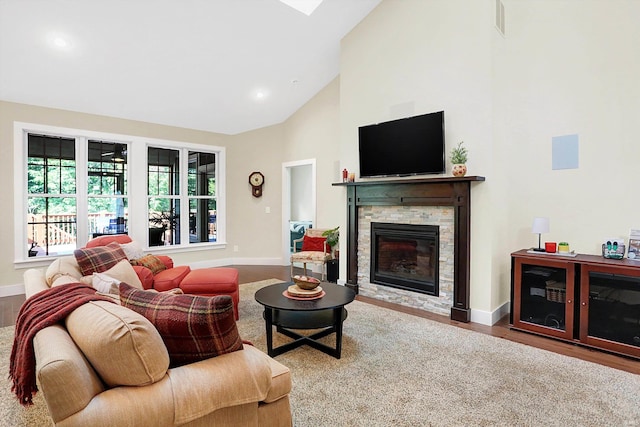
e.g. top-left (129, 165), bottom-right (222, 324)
top-left (13, 122), bottom-right (226, 266)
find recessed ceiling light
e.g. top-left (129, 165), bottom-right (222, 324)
top-left (254, 89), bottom-right (269, 101)
top-left (279, 0), bottom-right (323, 16)
top-left (47, 32), bottom-right (73, 50)
top-left (53, 37), bottom-right (68, 48)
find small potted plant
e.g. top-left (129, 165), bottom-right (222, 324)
top-left (450, 141), bottom-right (468, 177)
top-left (322, 226), bottom-right (339, 257)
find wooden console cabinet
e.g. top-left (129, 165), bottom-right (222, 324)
top-left (511, 249), bottom-right (640, 359)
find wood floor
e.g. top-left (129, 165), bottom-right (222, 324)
top-left (3, 265), bottom-right (638, 375)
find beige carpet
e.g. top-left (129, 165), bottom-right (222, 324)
top-left (2, 279), bottom-right (639, 426)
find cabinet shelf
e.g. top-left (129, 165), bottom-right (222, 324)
top-left (511, 249), bottom-right (640, 360)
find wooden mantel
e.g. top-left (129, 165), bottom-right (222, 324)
top-left (333, 176), bottom-right (485, 322)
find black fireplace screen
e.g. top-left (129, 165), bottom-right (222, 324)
top-left (370, 222), bottom-right (439, 296)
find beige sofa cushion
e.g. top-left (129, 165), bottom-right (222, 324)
top-left (45, 256), bottom-right (82, 286)
top-left (66, 301), bottom-right (169, 388)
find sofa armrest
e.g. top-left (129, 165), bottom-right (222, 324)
top-left (168, 345), bottom-right (289, 425)
top-left (34, 325), bottom-right (105, 423)
top-left (55, 377), bottom-right (176, 427)
top-left (156, 255), bottom-right (174, 269)
top-left (24, 269), bottom-right (49, 298)
top-left (132, 265), bottom-right (155, 290)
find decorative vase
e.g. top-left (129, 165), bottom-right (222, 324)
top-left (452, 164), bottom-right (467, 177)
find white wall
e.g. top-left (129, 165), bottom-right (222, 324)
top-left (290, 165), bottom-right (313, 221)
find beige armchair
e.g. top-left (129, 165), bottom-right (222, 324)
top-left (290, 228), bottom-right (332, 280)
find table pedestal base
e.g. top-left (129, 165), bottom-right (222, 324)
top-left (264, 307), bottom-right (348, 359)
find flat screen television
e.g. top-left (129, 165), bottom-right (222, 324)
top-left (358, 111), bottom-right (445, 178)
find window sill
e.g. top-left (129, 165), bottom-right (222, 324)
top-left (14, 242), bottom-right (227, 269)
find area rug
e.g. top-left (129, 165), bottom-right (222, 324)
top-left (1, 279), bottom-right (639, 426)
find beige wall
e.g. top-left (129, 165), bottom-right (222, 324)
top-left (0, 73), bottom-right (342, 292)
top-left (339, 0), bottom-right (497, 321)
top-left (282, 77), bottom-right (342, 230)
top-left (0, 101), bottom-right (236, 291)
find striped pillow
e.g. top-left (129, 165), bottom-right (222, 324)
top-left (118, 283), bottom-right (243, 367)
top-left (130, 254), bottom-right (167, 275)
top-left (74, 242), bottom-right (128, 277)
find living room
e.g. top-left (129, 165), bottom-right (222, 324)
top-left (2, 0), bottom-right (639, 324)
top-left (1, 0), bottom-right (640, 424)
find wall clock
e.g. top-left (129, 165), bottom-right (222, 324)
top-left (249, 171), bottom-right (264, 197)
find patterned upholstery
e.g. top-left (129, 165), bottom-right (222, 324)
top-left (290, 228), bottom-right (333, 280)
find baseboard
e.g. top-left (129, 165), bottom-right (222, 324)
top-left (185, 257), bottom-right (284, 269)
top-left (470, 301), bottom-right (510, 326)
top-left (0, 283), bottom-right (26, 297)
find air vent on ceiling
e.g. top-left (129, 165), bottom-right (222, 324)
top-left (495, 0), bottom-right (505, 36)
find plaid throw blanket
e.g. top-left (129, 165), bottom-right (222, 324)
top-left (9, 283), bottom-right (114, 406)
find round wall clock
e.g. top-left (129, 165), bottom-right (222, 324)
top-left (249, 171), bottom-right (264, 197)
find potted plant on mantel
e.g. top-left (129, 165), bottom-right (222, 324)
top-left (322, 226), bottom-right (339, 258)
top-left (450, 141), bottom-right (468, 177)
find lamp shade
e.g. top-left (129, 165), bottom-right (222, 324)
top-left (531, 217), bottom-right (550, 234)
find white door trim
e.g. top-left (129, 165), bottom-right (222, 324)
top-left (281, 159), bottom-right (316, 264)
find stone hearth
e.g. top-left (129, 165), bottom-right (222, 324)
top-left (358, 206), bottom-right (454, 316)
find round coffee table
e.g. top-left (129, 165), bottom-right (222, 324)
top-left (254, 282), bottom-right (356, 359)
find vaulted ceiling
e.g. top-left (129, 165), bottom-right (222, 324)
top-left (0, 0), bottom-right (381, 135)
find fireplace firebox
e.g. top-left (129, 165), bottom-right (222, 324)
top-left (370, 222), bottom-right (439, 296)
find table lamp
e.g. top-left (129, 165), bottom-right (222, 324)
top-left (531, 217), bottom-right (549, 252)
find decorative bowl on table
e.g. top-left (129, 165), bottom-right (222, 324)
top-left (292, 275), bottom-right (321, 290)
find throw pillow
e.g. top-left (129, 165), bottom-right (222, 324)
top-left (119, 241), bottom-right (146, 260)
top-left (92, 273), bottom-right (122, 294)
top-left (100, 259), bottom-right (143, 289)
top-left (66, 300), bottom-right (169, 387)
top-left (119, 283), bottom-right (243, 367)
top-left (80, 260), bottom-right (143, 293)
top-left (74, 242), bottom-right (128, 277)
top-left (130, 254), bottom-right (167, 275)
top-left (301, 235), bottom-right (327, 252)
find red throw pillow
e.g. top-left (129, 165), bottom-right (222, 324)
top-left (74, 242), bottom-right (128, 277)
top-left (301, 235), bottom-right (327, 252)
top-left (118, 283), bottom-right (243, 367)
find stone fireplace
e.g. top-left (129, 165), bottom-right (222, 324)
top-left (371, 222), bottom-right (440, 295)
top-left (334, 176), bottom-right (484, 322)
top-left (358, 207), bottom-right (454, 316)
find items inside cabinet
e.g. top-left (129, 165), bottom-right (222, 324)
top-left (587, 271), bottom-right (640, 348)
top-left (519, 264), bottom-right (567, 331)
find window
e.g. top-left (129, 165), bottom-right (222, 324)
top-left (188, 151), bottom-right (217, 244)
top-left (15, 122), bottom-right (225, 263)
top-left (27, 134), bottom-right (77, 257)
top-left (146, 148), bottom-right (219, 247)
top-left (148, 147), bottom-right (181, 247)
top-left (87, 140), bottom-right (129, 238)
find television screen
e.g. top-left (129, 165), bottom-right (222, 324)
top-left (358, 111), bottom-right (445, 178)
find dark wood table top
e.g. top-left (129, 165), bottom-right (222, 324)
top-left (254, 282), bottom-right (356, 312)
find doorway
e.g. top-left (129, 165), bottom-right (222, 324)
top-left (282, 159), bottom-right (316, 264)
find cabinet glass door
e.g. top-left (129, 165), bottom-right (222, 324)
top-left (513, 259), bottom-right (574, 340)
top-left (581, 265), bottom-right (640, 358)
